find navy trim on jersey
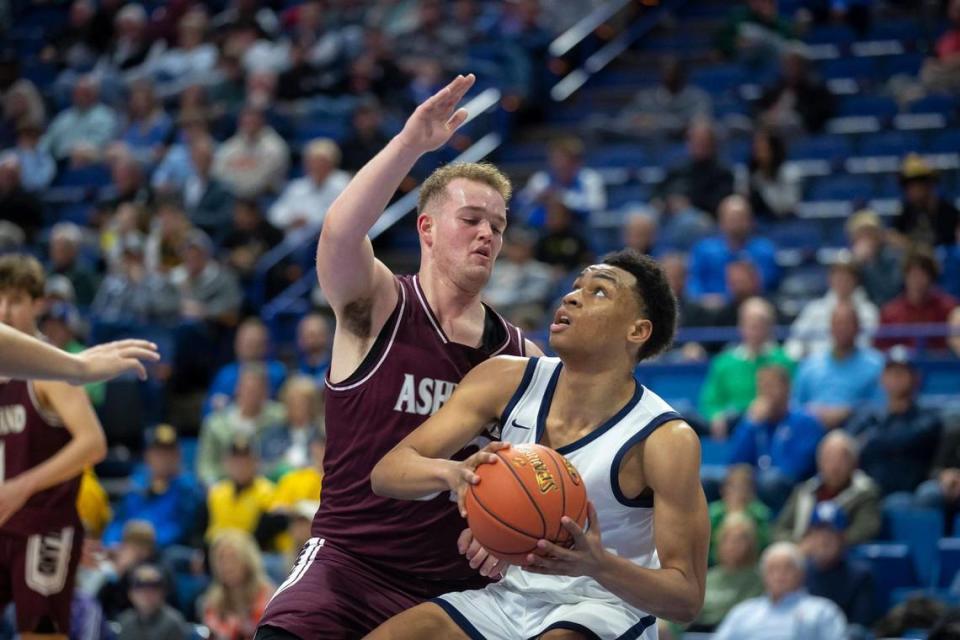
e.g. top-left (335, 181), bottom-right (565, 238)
top-left (499, 357), bottom-right (538, 428)
top-left (617, 615), bottom-right (657, 639)
top-left (529, 621), bottom-right (602, 640)
top-left (431, 598), bottom-right (485, 640)
top-left (553, 381), bottom-right (644, 456)
top-left (609, 411), bottom-right (683, 508)
top-left (535, 362), bottom-right (564, 443)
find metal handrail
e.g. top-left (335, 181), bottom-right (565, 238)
top-left (254, 88), bottom-right (502, 315)
top-left (261, 126), bottom-right (504, 322)
top-left (548, 0), bottom-right (632, 59)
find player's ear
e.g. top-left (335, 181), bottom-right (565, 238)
top-left (417, 212), bottom-right (434, 248)
top-left (627, 318), bottom-right (652, 349)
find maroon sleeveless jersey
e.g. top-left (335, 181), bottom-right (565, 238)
top-left (0, 379), bottom-right (81, 535)
top-left (317, 274), bottom-right (526, 580)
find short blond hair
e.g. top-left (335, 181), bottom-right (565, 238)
top-left (417, 162), bottom-right (512, 214)
top-left (305, 138), bottom-right (341, 166)
top-left (0, 254), bottom-right (45, 299)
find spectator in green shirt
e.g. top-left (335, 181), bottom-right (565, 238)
top-left (699, 297), bottom-right (795, 440)
top-left (709, 464), bottom-right (772, 566)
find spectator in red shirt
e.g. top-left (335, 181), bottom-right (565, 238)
top-left (877, 249), bottom-right (958, 351)
top-left (921, 0), bottom-right (960, 94)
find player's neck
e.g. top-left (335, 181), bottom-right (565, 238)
top-left (417, 268), bottom-right (484, 327)
top-left (552, 361), bottom-right (637, 425)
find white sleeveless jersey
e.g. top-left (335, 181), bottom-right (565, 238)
top-left (497, 356), bottom-right (682, 606)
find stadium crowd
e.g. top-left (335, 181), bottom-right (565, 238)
top-left (1, 0), bottom-right (960, 638)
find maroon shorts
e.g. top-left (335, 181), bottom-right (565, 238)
top-left (258, 537), bottom-right (488, 640)
top-left (0, 526), bottom-right (82, 634)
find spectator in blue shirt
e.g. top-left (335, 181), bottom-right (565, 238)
top-left (730, 364), bottom-right (825, 510)
top-left (802, 502), bottom-right (875, 630)
top-left (714, 541), bottom-right (848, 640)
top-left (8, 122), bottom-right (55, 193)
top-left (120, 79), bottom-right (173, 168)
top-left (792, 301), bottom-right (885, 430)
top-left (204, 317), bottom-right (287, 416)
top-left (296, 313), bottom-right (331, 383)
top-left (687, 194), bottom-right (780, 305)
top-left (846, 346), bottom-right (942, 497)
top-left (102, 425), bottom-right (203, 548)
top-left (518, 136), bottom-right (606, 228)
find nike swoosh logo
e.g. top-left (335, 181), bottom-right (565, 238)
top-left (510, 420), bottom-right (532, 431)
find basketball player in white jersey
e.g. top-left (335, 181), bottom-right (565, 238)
top-left (369, 249), bottom-right (709, 639)
top-left (0, 323), bottom-right (158, 384)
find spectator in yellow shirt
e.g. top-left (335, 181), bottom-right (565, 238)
top-left (78, 467), bottom-right (112, 538)
top-left (206, 437), bottom-right (275, 542)
top-left (256, 432), bottom-right (325, 553)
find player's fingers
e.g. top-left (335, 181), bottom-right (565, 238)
top-left (479, 553), bottom-right (500, 577)
top-left (128, 360), bottom-right (148, 381)
top-left (457, 528), bottom-right (473, 554)
top-left (106, 339), bottom-right (159, 353)
top-left (524, 553), bottom-right (563, 571)
top-left (560, 516), bottom-right (588, 547)
top-left (465, 536), bottom-right (483, 561)
top-left (586, 501), bottom-right (600, 536)
top-left (119, 346), bottom-right (162, 362)
top-left (445, 108), bottom-right (469, 132)
top-left (536, 539), bottom-right (575, 560)
top-left (483, 441), bottom-right (511, 453)
top-left (468, 547), bottom-right (487, 570)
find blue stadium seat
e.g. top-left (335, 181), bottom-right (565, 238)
top-left (938, 538), bottom-right (960, 589)
top-left (882, 53), bottom-right (926, 78)
top-left (634, 362), bottom-right (708, 408)
top-left (819, 57), bottom-right (880, 82)
top-left (919, 360), bottom-right (960, 396)
top-left (585, 144), bottom-right (648, 168)
top-left (908, 94), bottom-right (959, 119)
top-left (606, 183), bottom-right (652, 209)
top-left (927, 129), bottom-right (960, 154)
top-left (838, 95), bottom-right (899, 119)
top-left (805, 174), bottom-right (876, 201)
top-left (806, 25), bottom-right (857, 46)
top-left (867, 21), bottom-right (924, 44)
top-left (857, 130), bottom-right (923, 157)
top-left (761, 220), bottom-right (822, 250)
top-left (884, 506), bottom-right (943, 586)
top-left (689, 65), bottom-right (748, 95)
top-left (788, 135), bottom-right (854, 162)
top-left (851, 543), bottom-right (919, 611)
top-left (699, 437), bottom-right (732, 467)
top-left (54, 164), bottom-right (111, 189)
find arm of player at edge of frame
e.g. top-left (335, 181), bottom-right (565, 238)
top-left (0, 323), bottom-right (159, 384)
top-left (525, 420), bottom-right (709, 624)
top-left (370, 356), bottom-right (528, 506)
top-left (315, 74), bottom-right (476, 319)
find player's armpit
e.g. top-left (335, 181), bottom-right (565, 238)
top-left (370, 356), bottom-right (528, 501)
top-left (644, 421), bottom-right (709, 621)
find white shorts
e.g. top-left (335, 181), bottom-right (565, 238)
top-left (433, 583), bottom-right (657, 640)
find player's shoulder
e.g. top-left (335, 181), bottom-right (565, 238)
top-left (644, 417), bottom-right (700, 458)
top-left (465, 355), bottom-right (532, 381)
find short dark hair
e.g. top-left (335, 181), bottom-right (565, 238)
top-left (601, 249), bottom-right (677, 362)
top-left (903, 247), bottom-right (940, 280)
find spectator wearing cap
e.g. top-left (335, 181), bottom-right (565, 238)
top-left (728, 365), bottom-right (824, 510)
top-left (96, 521), bottom-right (161, 620)
top-left (786, 260), bottom-right (880, 359)
top-left (8, 121), bottom-right (55, 193)
top-left (483, 227), bottom-right (554, 313)
top-left (774, 431), bottom-right (881, 546)
top-left (700, 298), bottom-right (795, 440)
top-left (687, 512), bottom-right (764, 633)
top-left (893, 154), bottom-right (959, 249)
top-left (268, 139), bottom-right (351, 236)
top-left (213, 105), bottom-right (289, 199)
top-left (802, 502), bottom-right (876, 629)
top-left (198, 365), bottom-right (286, 486)
top-left (170, 229), bottom-right (243, 323)
top-left (713, 542), bottom-right (848, 640)
top-left (707, 465), bottom-right (772, 566)
top-left (205, 437), bottom-right (276, 542)
top-left (103, 425), bottom-right (204, 548)
top-left (519, 137), bottom-right (606, 228)
top-left (877, 249), bottom-right (958, 352)
top-left (117, 563), bottom-right (192, 640)
top-left (296, 313), bottom-right (332, 382)
top-left (847, 210), bottom-right (904, 306)
top-left (204, 317), bottom-right (288, 417)
top-left (48, 222), bottom-right (100, 307)
top-left (259, 376), bottom-right (324, 480)
top-left (687, 195), bottom-right (780, 305)
top-left (256, 431), bottom-right (325, 554)
top-left (183, 136), bottom-right (234, 241)
top-left (0, 154), bottom-right (43, 244)
top-left (40, 75), bottom-right (118, 163)
top-left (846, 347), bottom-right (942, 498)
top-left (658, 119), bottom-right (735, 218)
top-left (792, 301), bottom-right (884, 430)
top-left (91, 233), bottom-right (181, 325)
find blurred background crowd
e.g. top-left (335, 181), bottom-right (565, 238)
top-left (1, 0), bottom-right (960, 638)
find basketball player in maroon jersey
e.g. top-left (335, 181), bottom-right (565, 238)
top-left (257, 74), bottom-right (541, 639)
top-left (0, 322), bottom-right (159, 384)
top-left (0, 256), bottom-right (109, 639)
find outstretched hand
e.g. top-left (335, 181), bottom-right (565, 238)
top-left (73, 339), bottom-right (160, 383)
top-left (398, 74), bottom-right (476, 154)
top-left (522, 502), bottom-right (609, 579)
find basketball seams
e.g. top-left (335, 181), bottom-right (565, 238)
top-left (494, 450), bottom-right (547, 538)
top-left (468, 484), bottom-right (541, 547)
top-left (545, 449), bottom-right (567, 541)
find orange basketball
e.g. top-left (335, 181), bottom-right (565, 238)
top-left (465, 443), bottom-right (588, 565)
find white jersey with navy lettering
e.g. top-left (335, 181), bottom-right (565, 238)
top-left (435, 356), bottom-right (682, 640)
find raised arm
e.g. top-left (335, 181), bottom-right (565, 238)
top-left (316, 74), bottom-right (476, 322)
top-left (370, 356), bottom-right (525, 508)
top-left (0, 323), bottom-right (158, 384)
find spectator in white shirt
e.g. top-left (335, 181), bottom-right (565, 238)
top-left (520, 136), bottom-right (606, 228)
top-left (41, 75), bottom-right (118, 164)
top-left (213, 105), bottom-right (289, 198)
top-left (268, 138), bottom-right (350, 236)
top-left (714, 541), bottom-right (848, 640)
top-left (148, 9), bottom-right (218, 98)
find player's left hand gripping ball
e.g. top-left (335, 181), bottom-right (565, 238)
top-left (523, 502), bottom-right (608, 578)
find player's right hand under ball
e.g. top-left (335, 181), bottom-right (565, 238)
top-left (458, 528), bottom-right (508, 579)
top-left (447, 440), bottom-right (511, 518)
